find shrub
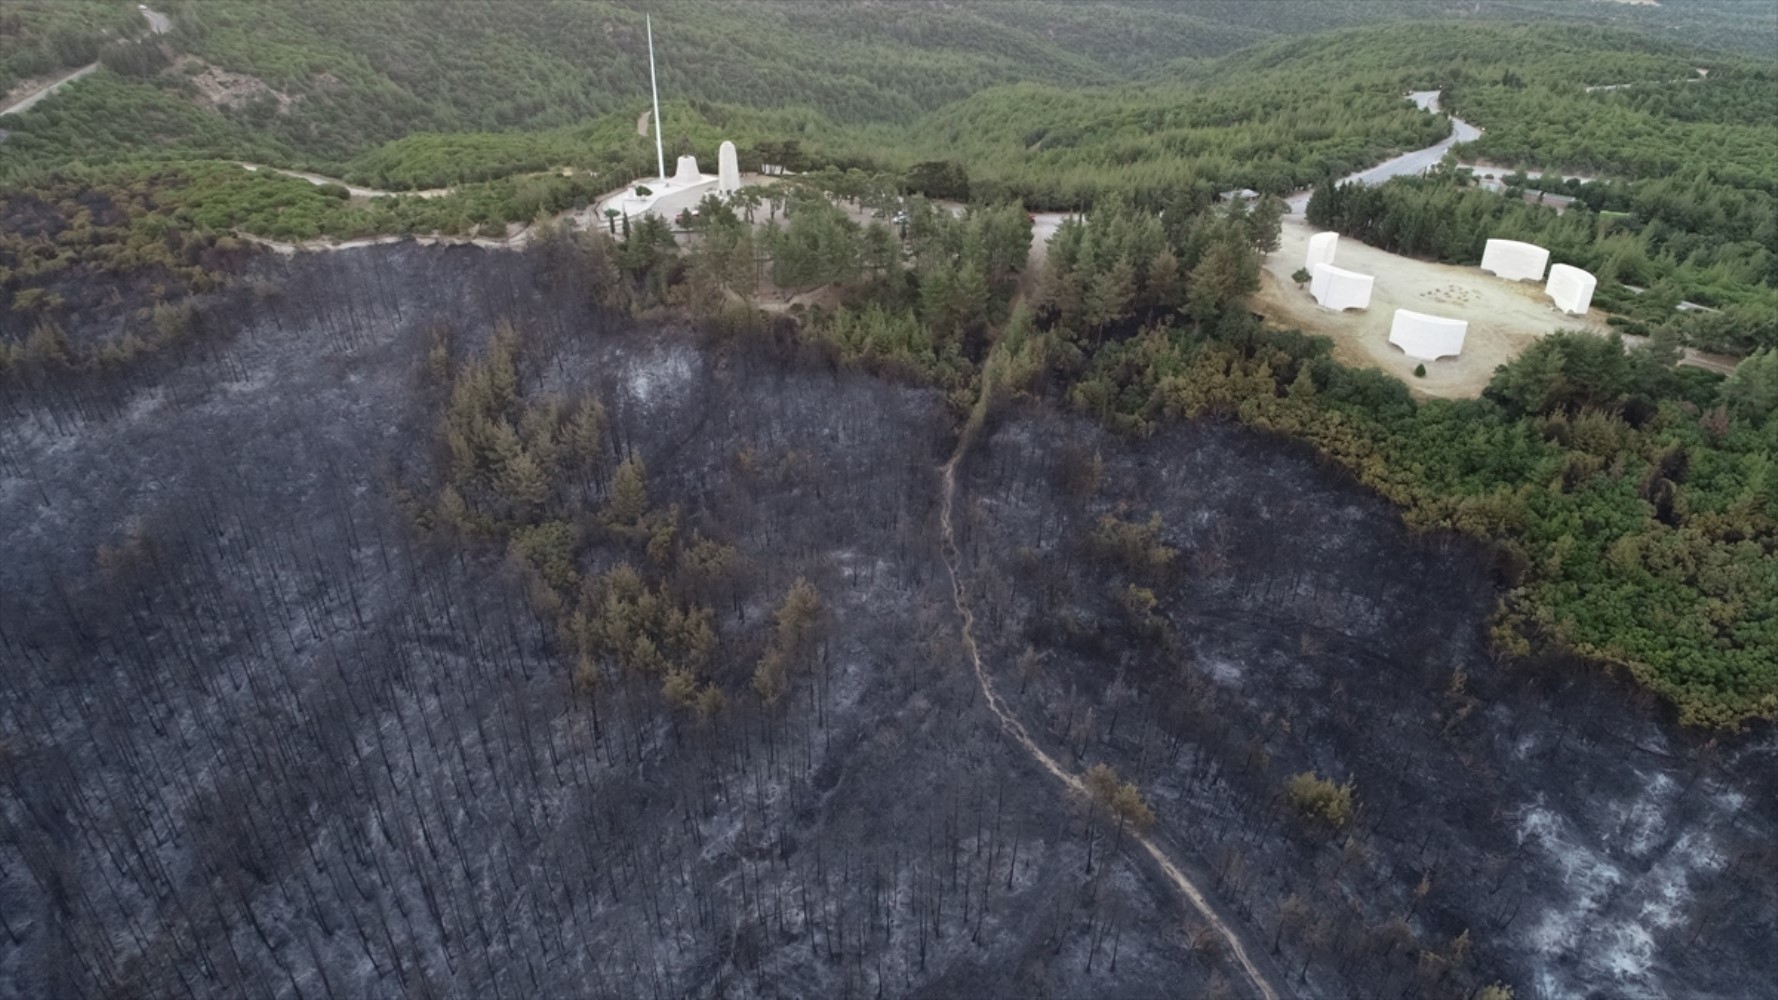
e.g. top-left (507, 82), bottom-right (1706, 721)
top-left (1286, 771), bottom-right (1355, 828)
top-left (1089, 513), bottom-right (1177, 579)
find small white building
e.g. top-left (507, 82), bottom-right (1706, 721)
top-left (1304, 231), bottom-right (1339, 270)
top-left (1389, 309), bottom-right (1468, 361)
top-left (1546, 263), bottom-right (1597, 315)
top-left (1481, 239), bottom-right (1550, 283)
top-left (1310, 263), bottom-right (1375, 311)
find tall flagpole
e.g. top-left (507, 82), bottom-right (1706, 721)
top-left (647, 15), bottom-right (666, 182)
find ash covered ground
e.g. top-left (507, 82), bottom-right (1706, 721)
top-left (1, 246), bottom-right (1772, 999)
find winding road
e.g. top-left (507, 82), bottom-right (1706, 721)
top-left (1287, 90), bottom-right (1479, 212)
top-left (938, 395), bottom-right (1284, 1000)
top-left (0, 7), bottom-right (171, 117)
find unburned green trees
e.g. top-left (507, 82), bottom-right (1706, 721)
top-left (752, 578), bottom-right (825, 705)
top-left (602, 454), bottom-right (650, 527)
top-left (1286, 772), bottom-right (1355, 828)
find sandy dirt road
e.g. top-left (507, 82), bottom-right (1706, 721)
top-left (237, 163), bottom-right (456, 199)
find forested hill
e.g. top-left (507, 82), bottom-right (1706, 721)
top-left (4, 0), bottom-right (1773, 176)
top-left (2, 1), bottom-right (1774, 320)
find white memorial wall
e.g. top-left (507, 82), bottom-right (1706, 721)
top-left (1389, 309), bottom-right (1468, 361)
top-left (1481, 239), bottom-right (1550, 283)
top-left (1310, 263), bottom-right (1375, 311)
top-left (1305, 231), bottom-right (1339, 270)
top-left (1545, 263), bottom-right (1597, 315)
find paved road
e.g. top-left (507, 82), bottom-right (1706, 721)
top-left (1287, 90), bottom-right (1480, 211)
top-left (0, 8), bottom-right (170, 117)
top-left (0, 64), bottom-right (101, 116)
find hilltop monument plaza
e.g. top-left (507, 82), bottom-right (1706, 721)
top-left (599, 16), bottom-right (749, 224)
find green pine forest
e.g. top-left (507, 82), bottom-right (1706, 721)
top-left (2, 0), bottom-right (1775, 726)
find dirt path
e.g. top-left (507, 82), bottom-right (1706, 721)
top-left (237, 163), bottom-right (456, 200)
top-left (229, 171), bottom-right (610, 254)
top-left (1678, 349), bottom-right (1739, 376)
top-left (232, 225), bottom-right (554, 255)
top-left (1619, 336), bottom-right (1740, 377)
top-left (937, 380), bottom-right (1282, 1000)
top-left (0, 7), bottom-right (170, 116)
top-left (637, 108), bottom-right (651, 137)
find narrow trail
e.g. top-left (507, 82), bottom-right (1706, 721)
top-left (237, 162), bottom-right (455, 200)
top-left (936, 387), bottom-right (1283, 1000)
top-left (232, 226), bottom-right (544, 255)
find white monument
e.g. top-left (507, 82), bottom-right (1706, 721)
top-left (1546, 263), bottom-right (1597, 315)
top-left (718, 141), bottom-right (740, 194)
top-left (596, 16), bottom-right (748, 224)
top-left (1480, 239), bottom-right (1550, 283)
top-left (1310, 263), bottom-right (1375, 311)
top-left (1305, 231), bottom-right (1339, 270)
top-left (648, 14), bottom-right (665, 183)
top-left (1389, 309), bottom-right (1468, 361)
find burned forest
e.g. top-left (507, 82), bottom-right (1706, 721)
top-left (3, 245), bottom-right (1774, 1000)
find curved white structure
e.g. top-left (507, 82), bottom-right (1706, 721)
top-left (1481, 239), bottom-right (1550, 283)
top-left (1310, 263), bottom-right (1374, 311)
top-left (1305, 231), bottom-right (1339, 270)
top-left (1546, 263), bottom-right (1597, 315)
top-left (671, 155), bottom-right (703, 187)
top-left (718, 141), bottom-right (740, 194)
top-left (1389, 309), bottom-right (1468, 361)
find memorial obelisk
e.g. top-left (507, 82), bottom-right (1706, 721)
top-left (647, 15), bottom-right (665, 183)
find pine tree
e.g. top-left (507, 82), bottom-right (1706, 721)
top-left (566, 400), bottom-right (606, 480)
top-left (603, 454), bottom-right (650, 526)
top-left (500, 447), bottom-right (552, 518)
